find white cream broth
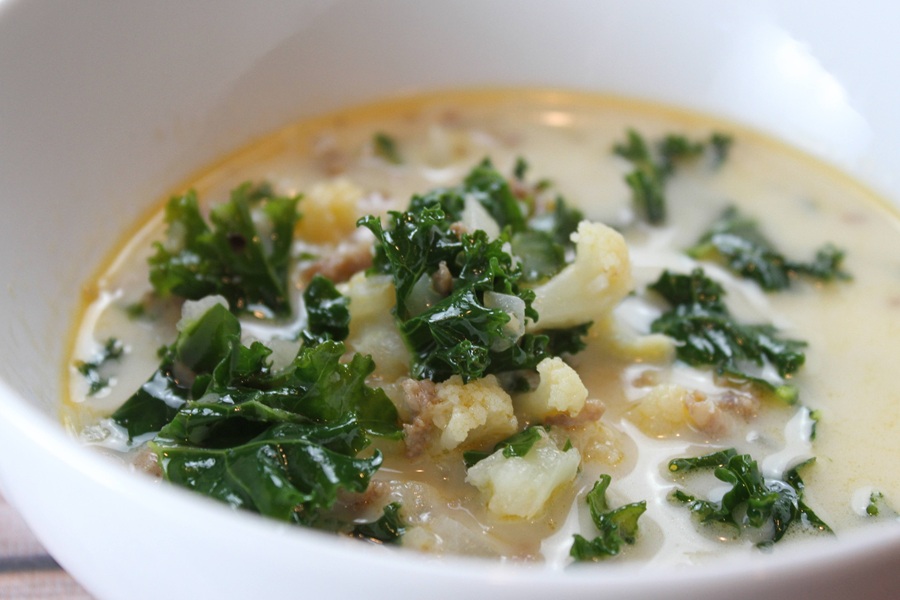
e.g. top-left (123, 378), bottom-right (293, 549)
top-left (65, 90), bottom-right (900, 566)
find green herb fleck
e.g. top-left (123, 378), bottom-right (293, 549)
top-left (809, 409), bottom-right (822, 440)
top-left (867, 492), bottom-right (885, 516)
top-left (75, 337), bottom-right (125, 395)
top-left (373, 132), bottom-right (403, 164)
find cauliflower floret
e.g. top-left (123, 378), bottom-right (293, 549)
top-left (630, 383), bottom-right (695, 436)
top-left (343, 272), bottom-right (409, 381)
top-left (527, 221), bottom-right (632, 331)
top-left (295, 178), bottom-right (363, 244)
top-left (430, 374), bottom-right (518, 451)
top-left (465, 430), bottom-right (580, 519)
top-left (515, 357), bottom-right (587, 421)
top-left (629, 383), bottom-right (758, 437)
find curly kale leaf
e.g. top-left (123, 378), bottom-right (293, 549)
top-left (301, 275), bottom-right (351, 345)
top-left (668, 450), bottom-right (832, 546)
top-left (688, 206), bottom-right (850, 291)
top-left (360, 161), bottom-right (590, 383)
top-left (148, 182), bottom-right (300, 317)
top-left (649, 269), bottom-right (806, 400)
top-left (110, 294), bottom-right (400, 530)
top-left (613, 129), bottom-right (732, 225)
top-left (155, 419), bottom-right (382, 526)
top-left (406, 158), bottom-right (583, 282)
top-left (570, 474), bottom-right (647, 561)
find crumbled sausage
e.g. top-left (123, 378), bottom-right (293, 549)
top-left (303, 236), bottom-right (373, 283)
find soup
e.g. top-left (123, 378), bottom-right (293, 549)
top-left (64, 90), bottom-right (900, 566)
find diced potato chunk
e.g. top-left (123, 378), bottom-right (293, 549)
top-left (295, 178), bottom-right (363, 244)
top-left (343, 272), bottom-right (409, 381)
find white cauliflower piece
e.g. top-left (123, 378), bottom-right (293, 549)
top-left (630, 382), bottom-right (758, 437)
top-left (294, 178), bottom-right (363, 244)
top-left (591, 315), bottom-right (675, 363)
top-left (466, 430), bottom-right (580, 519)
top-left (430, 374), bottom-right (518, 451)
top-left (515, 357), bottom-right (587, 421)
top-left (527, 221), bottom-right (632, 331)
top-left (342, 272), bottom-right (409, 381)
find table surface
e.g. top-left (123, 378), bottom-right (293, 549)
top-left (0, 491), bottom-right (92, 599)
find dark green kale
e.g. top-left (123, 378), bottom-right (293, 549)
top-left (373, 132), bottom-right (403, 164)
top-left (351, 502), bottom-right (406, 544)
top-left (463, 425), bottom-right (548, 468)
top-left (668, 449), bottom-right (832, 547)
top-left (110, 289), bottom-right (401, 530)
top-left (570, 474), bottom-right (647, 561)
top-left (74, 337), bottom-right (125, 396)
top-left (360, 160), bottom-right (590, 383)
top-left (687, 206), bottom-right (850, 291)
top-left (649, 268), bottom-right (806, 402)
top-left (613, 129), bottom-right (732, 225)
top-left (301, 275), bottom-right (351, 345)
top-left (148, 182), bottom-right (300, 317)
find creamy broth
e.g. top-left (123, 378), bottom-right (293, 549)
top-left (65, 90), bottom-right (900, 566)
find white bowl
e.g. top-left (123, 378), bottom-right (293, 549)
top-left (1, 1), bottom-right (898, 598)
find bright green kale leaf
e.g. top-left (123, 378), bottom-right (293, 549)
top-left (649, 269), bottom-right (806, 401)
top-left (148, 182), bottom-right (300, 317)
top-left (351, 502), bottom-right (407, 544)
top-left (687, 206), bottom-right (850, 291)
top-left (111, 290), bottom-right (401, 530)
top-left (570, 474), bottom-right (647, 561)
top-left (613, 129), bottom-right (732, 225)
top-left (74, 337), bottom-right (125, 396)
top-left (301, 274), bottom-right (351, 345)
top-left (406, 158), bottom-right (582, 283)
top-left (668, 450), bottom-right (832, 547)
top-left (360, 161), bottom-right (590, 383)
top-left (154, 419), bottom-right (381, 526)
top-left (110, 303), bottom-right (241, 440)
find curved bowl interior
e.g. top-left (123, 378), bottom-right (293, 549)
top-left (1, 1), bottom-right (898, 598)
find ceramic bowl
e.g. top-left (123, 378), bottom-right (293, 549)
top-left (1, 1), bottom-right (898, 598)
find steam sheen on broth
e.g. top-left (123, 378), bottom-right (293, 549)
top-left (65, 90), bottom-right (900, 566)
